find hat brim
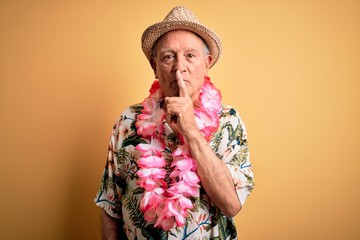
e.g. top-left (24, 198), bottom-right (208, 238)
top-left (142, 20), bottom-right (221, 68)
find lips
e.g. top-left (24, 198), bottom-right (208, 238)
top-left (172, 79), bottom-right (189, 83)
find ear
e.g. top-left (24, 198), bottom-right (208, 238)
top-left (204, 54), bottom-right (213, 73)
top-left (150, 58), bottom-right (158, 78)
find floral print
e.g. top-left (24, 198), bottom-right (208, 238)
top-left (94, 104), bottom-right (254, 239)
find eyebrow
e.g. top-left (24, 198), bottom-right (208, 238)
top-left (159, 47), bottom-right (200, 54)
top-left (159, 48), bottom-right (175, 54)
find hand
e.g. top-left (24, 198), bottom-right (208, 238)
top-left (164, 70), bottom-right (198, 137)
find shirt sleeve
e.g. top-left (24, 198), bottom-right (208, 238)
top-left (217, 107), bottom-right (255, 207)
top-left (93, 115), bottom-right (124, 219)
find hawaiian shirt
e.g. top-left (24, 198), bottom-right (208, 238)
top-left (94, 104), bottom-right (254, 240)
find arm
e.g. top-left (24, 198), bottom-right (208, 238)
top-left (101, 209), bottom-right (119, 240)
top-left (185, 130), bottom-right (242, 217)
top-left (95, 116), bottom-right (128, 239)
top-left (101, 209), bottom-right (126, 240)
top-left (165, 70), bottom-right (241, 217)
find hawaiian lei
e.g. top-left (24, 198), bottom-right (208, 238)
top-left (135, 77), bottom-right (222, 230)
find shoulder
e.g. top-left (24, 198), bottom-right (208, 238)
top-left (120, 103), bottom-right (143, 119)
top-left (111, 103), bottom-right (142, 134)
top-left (113, 103), bottom-right (142, 124)
top-left (220, 105), bottom-right (239, 116)
top-left (219, 105), bottom-right (245, 123)
top-left (219, 104), bottom-right (248, 136)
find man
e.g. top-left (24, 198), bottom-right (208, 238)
top-left (94, 6), bottom-right (254, 239)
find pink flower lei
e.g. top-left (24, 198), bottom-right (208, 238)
top-left (135, 77), bottom-right (222, 231)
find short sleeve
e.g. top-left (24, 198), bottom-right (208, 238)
top-left (93, 115), bottom-right (125, 219)
top-left (214, 106), bottom-right (255, 206)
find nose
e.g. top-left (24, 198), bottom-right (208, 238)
top-left (174, 55), bottom-right (186, 73)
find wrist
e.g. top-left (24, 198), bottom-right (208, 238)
top-left (183, 128), bottom-right (207, 145)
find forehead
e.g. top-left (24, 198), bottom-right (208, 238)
top-left (156, 30), bottom-right (205, 49)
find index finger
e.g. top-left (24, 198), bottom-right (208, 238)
top-left (176, 70), bottom-right (189, 97)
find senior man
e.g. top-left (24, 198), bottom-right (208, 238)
top-left (94, 6), bottom-right (254, 240)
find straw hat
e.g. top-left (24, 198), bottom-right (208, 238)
top-left (141, 6), bottom-right (222, 68)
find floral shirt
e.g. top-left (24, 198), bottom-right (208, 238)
top-left (94, 104), bottom-right (254, 240)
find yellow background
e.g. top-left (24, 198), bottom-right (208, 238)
top-left (1, 0), bottom-right (359, 239)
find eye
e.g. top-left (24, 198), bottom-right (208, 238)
top-left (185, 52), bottom-right (198, 61)
top-left (162, 53), bottom-right (175, 62)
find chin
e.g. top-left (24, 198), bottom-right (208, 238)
top-left (168, 89), bottom-right (180, 97)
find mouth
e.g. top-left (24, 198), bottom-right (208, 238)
top-left (172, 79), bottom-right (189, 83)
top-left (170, 79), bottom-right (189, 86)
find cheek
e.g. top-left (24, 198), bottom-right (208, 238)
top-left (193, 82), bottom-right (203, 94)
